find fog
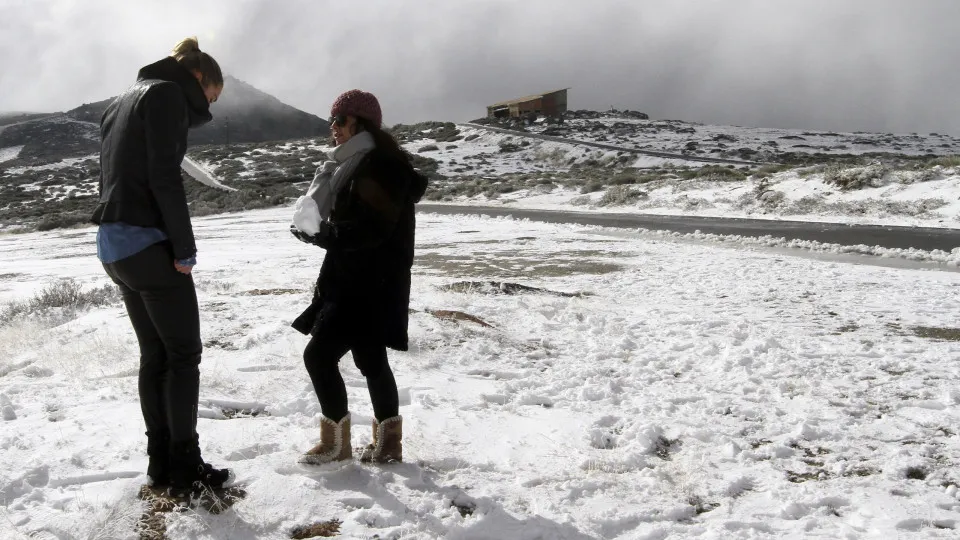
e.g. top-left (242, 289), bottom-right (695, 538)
top-left (2, 0), bottom-right (959, 134)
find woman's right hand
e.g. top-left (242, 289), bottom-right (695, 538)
top-left (291, 223), bottom-right (333, 248)
top-left (291, 225), bottom-right (317, 244)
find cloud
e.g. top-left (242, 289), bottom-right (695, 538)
top-left (2, 0), bottom-right (959, 134)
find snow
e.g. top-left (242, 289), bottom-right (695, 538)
top-left (391, 116), bottom-right (960, 228)
top-left (526, 115), bottom-right (960, 159)
top-left (0, 145), bottom-right (23, 164)
top-left (177, 115), bottom-right (960, 228)
top-left (403, 127), bottom-right (609, 177)
top-left (429, 178), bottom-right (960, 229)
top-left (3, 154), bottom-right (97, 176)
top-left (631, 155), bottom-right (703, 168)
top-left (625, 227), bottom-right (960, 267)
top-left (182, 156), bottom-right (238, 191)
top-left (426, 138), bottom-right (960, 228)
top-left (1, 206), bottom-right (960, 539)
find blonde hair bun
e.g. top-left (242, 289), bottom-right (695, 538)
top-left (171, 37), bottom-right (201, 59)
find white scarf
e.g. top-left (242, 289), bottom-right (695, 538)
top-left (309, 130), bottom-right (376, 219)
top-left (293, 131), bottom-right (376, 234)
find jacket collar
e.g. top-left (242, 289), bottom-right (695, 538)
top-left (137, 57), bottom-right (213, 128)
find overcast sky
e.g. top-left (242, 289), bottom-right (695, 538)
top-left (2, 0), bottom-right (959, 134)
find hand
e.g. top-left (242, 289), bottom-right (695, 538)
top-left (174, 262), bottom-right (193, 275)
top-left (290, 225), bottom-right (318, 245)
top-left (290, 223), bottom-right (333, 247)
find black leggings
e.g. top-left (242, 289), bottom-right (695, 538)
top-left (103, 242), bottom-right (201, 445)
top-left (303, 328), bottom-right (399, 422)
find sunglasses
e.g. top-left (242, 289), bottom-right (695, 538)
top-left (329, 115), bottom-right (348, 127)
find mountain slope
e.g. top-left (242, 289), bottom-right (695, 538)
top-left (63, 76), bottom-right (331, 146)
top-left (0, 78), bottom-right (329, 231)
top-left (0, 76), bottom-right (329, 169)
top-left (191, 75), bottom-right (330, 145)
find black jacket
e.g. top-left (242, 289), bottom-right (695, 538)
top-left (92, 57), bottom-right (213, 260)
top-left (292, 147), bottom-right (428, 351)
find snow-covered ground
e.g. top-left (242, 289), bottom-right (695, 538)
top-left (412, 125), bottom-right (960, 229)
top-left (404, 127), bottom-right (623, 177)
top-left (6, 112), bottom-right (952, 232)
top-left (0, 146), bottom-right (23, 164)
top-left (182, 157), bottom-right (237, 192)
top-left (521, 113), bottom-right (960, 159)
top-left (2, 155), bottom-right (97, 177)
top-left (0, 155), bottom-right (100, 205)
top-left (2, 207), bottom-right (960, 539)
top-left (428, 171), bottom-right (960, 229)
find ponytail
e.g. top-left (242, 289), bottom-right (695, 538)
top-left (170, 36), bottom-right (223, 88)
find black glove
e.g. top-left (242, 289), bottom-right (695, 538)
top-left (290, 225), bottom-right (314, 244)
top-left (290, 222), bottom-right (334, 247)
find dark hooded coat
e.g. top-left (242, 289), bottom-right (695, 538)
top-left (292, 147), bottom-right (428, 351)
top-left (92, 57), bottom-right (212, 260)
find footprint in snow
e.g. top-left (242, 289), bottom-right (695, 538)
top-left (21, 365), bottom-right (54, 378)
top-left (1, 393), bottom-right (16, 421)
top-left (236, 365), bottom-right (295, 373)
top-left (49, 471), bottom-right (141, 488)
top-left (224, 443), bottom-right (281, 461)
top-left (0, 360), bottom-right (35, 378)
top-left (725, 476), bottom-right (758, 498)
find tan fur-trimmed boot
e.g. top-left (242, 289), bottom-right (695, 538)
top-left (359, 416), bottom-right (402, 463)
top-left (300, 413), bottom-right (352, 465)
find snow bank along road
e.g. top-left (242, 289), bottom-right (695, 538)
top-left (419, 204), bottom-right (960, 254)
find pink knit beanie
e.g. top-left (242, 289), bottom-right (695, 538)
top-left (331, 89), bottom-right (382, 128)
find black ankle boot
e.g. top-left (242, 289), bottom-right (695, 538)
top-left (145, 431), bottom-right (170, 486)
top-left (168, 437), bottom-right (230, 496)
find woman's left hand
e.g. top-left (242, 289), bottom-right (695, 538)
top-left (174, 262), bottom-right (194, 275)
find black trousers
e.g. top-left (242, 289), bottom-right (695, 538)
top-left (303, 323), bottom-right (399, 423)
top-left (103, 242), bottom-right (201, 445)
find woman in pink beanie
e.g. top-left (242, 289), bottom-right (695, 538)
top-left (290, 90), bottom-right (427, 465)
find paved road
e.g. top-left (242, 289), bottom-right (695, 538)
top-left (418, 204), bottom-right (960, 252)
top-left (463, 123), bottom-right (769, 167)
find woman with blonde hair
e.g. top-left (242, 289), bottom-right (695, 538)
top-left (93, 37), bottom-right (228, 496)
